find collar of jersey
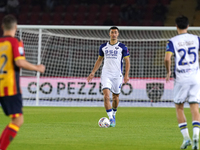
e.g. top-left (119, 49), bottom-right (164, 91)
top-left (178, 33), bottom-right (188, 36)
top-left (0, 35), bottom-right (12, 38)
top-left (108, 41), bottom-right (119, 46)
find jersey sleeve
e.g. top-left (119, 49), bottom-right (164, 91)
top-left (122, 46), bottom-right (130, 58)
top-left (12, 39), bottom-right (25, 61)
top-left (99, 45), bottom-right (104, 57)
top-left (198, 37), bottom-right (200, 51)
top-left (166, 40), bottom-right (174, 54)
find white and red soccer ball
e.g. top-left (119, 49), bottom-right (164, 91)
top-left (98, 117), bottom-right (110, 128)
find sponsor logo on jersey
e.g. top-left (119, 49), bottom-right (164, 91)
top-left (0, 45), bottom-right (8, 51)
top-left (115, 47), bottom-right (119, 50)
top-left (105, 50), bottom-right (118, 57)
top-left (177, 67), bottom-right (198, 73)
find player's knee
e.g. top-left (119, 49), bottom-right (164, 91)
top-left (12, 115), bottom-right (24, 127)
top-left (113, 94), bottom-right (119, 101)
top-left (104, 95), bottom-right (110, 101)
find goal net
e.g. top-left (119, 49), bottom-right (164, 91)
top-left (16, 26), bottom-right (200, 107)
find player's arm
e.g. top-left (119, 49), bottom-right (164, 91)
top-left (164, 40), bottom-right (174, 82)
top-left (124, 56), bottom-right (130, 83)
top-left (122, 46), bottom-right (130, 83)
top-left (13, 39), bottom-right (45, 73)
top-left (15, 59), bottom-right (45, 73)
top-left (87, 56), bottom-right (103, 82)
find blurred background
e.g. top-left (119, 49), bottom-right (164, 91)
top-left (0, 0), bottom-right (200, 27)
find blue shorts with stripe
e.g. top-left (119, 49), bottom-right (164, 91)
top-left (0, 93), bottom-right (23, 117)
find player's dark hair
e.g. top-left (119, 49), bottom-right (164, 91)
top-left (109, 26), bottom-right (119, 32)
top-left (175, 16), bottom-right (189, 29)
top-left (2, 15), bottom-right (17, 30)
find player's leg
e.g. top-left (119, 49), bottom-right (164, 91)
top-left (188, 84), bottom-right (200, 150)
top-left (101, 76), bottom-right (113, 122)
top-left (174, 83), bottom-right (191, 149)
top-left (190, 103), bottom-right (200, 150)
top-left (103, 89), bottom-right (113, 119)
top-left (176, 103), bottom-right (192, 149)
top-left (110, 76), bottom-right (122, 127)
top-left (112, 93), bottom-right (119, 118)
top-left (111, 76), bottom-right (122, 119)
top-left (0, 94), bottom-right (23, 150)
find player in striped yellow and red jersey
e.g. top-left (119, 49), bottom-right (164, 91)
top-left (0, 36), bottom-right (25, 97)
top-left (0, 15), bottom-right (45, 150)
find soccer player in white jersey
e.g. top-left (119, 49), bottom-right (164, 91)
top-left (87, 26), bottom-right (130, 127)
top-left (165, 16), bottom-right (200, 150)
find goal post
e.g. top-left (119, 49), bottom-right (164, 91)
top-left (16, 25), bottom-right (200, 107)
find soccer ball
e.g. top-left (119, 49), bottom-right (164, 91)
top-left (98, 117), bottom-right (110, 128)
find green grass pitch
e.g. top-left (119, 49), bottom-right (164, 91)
top-left (0, 107), bottom-right (194, 150)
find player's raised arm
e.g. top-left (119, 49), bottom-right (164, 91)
top-left (87, 56), bottom-right (103, 82)
top-left (124, 56), bottom-right (130, 83)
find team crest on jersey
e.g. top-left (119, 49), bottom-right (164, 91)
top-left (18, 47), bottom-right (24, 55)
top-left (146, 83), bottom-right (164, 102)
top-left (127, 49), bottom-right (129, 54)
top-left (166, 44), bottom-right (169, 50)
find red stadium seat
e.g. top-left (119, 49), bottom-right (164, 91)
top-left (51, 13), bottom-right (63, 25)
top-left (141, 20), bottom-right (152, 26)
top-left (110, 13), bottom-right (120, 24)
top-left (66, 5), bottom-right (77, 14)
top-left (18, 14), bottom-right (28, 24)
top-left (118, 21), bottom-right (128, 26)
top-left (88, 4), bottom-right (99, 14)
top-left (74, 14), bottom-right (85, 25)
top-left (32, 6), bottom-right (41, 13)
top-left (77, 5), bottom-right (87, 14)
top-left (111, 6), bottom-right (120, 13)
top-left (148, 0), bottom-right (158, 5)
top-left (40, 13), bottom-right (51, 25)
top-left (144, 13), bottom-right (153, 20)
top-left (62, 14), bottom-right (74, 25)
top-left (86, 13), bottom-right (97, 21)
top-left (0, 13), bottom-right (5, 22)
top-left (29, 13), bottom-right (40, 25)
top-left (100, 4), bottom-right (111, 14)
top-left (146, 5), bottom-right (154, 13)
top-left (152, 20), bottom-right (164, 26)
top-left (98, 13), bottom-right (108, 23)
top-left (54, 6), bottom-right (64, 13)
top-left (24, 0), bottom-right (32, 5)
top-left (20, 5), bottom-right (30, 13)
top-left (161, 0), bottom-right (170, 5)
top-left (126, 0), bottom-right (136, 4)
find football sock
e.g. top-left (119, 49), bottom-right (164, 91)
top-left (0, 126), bottom-right (8, 144)
top-left (106, 109), bottom-right (113, 119)
top-left (112, 108), bottom-right (117, 117)
top-left (192, 121), bottom-right (200, 139)
top-left (179, 122), bottom-right (190, 139)
top-left (0, 123), bottom-right (19, 150)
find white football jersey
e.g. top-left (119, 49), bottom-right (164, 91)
top-left (99, 42), bottom-right (130, 78)
top-left (166, 33), bottom-right (200, 84)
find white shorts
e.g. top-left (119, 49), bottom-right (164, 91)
top-left (174, 82), bottom-right (200, 104)
top-left (101, 76), bottom-right (123, 94)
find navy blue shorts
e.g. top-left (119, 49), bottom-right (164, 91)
top-left (0, 93), bottom-right (23, 117)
